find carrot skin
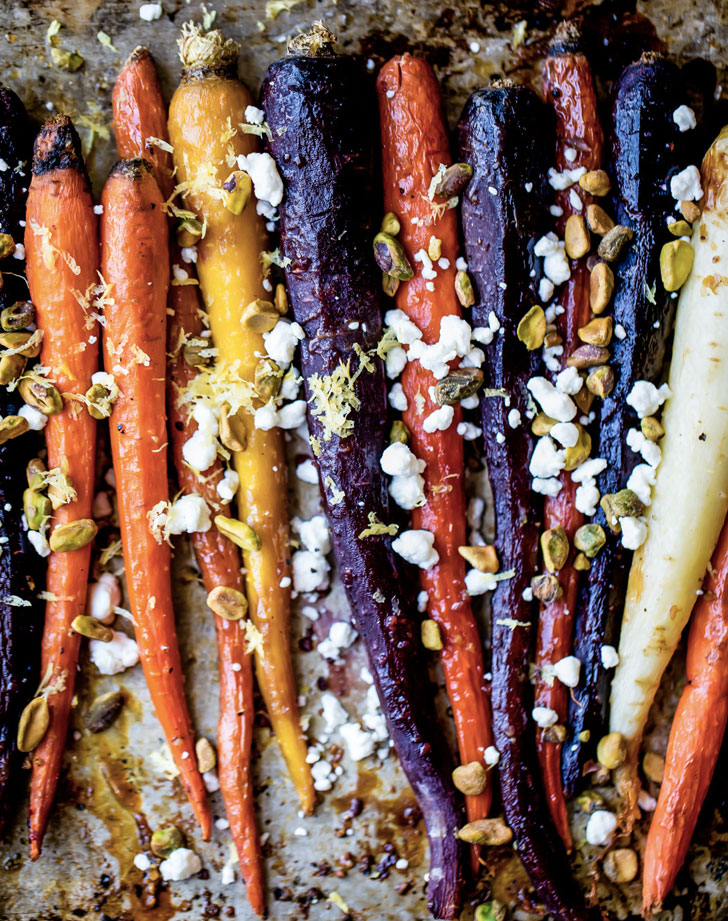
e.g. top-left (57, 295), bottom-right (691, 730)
top-left (24, 117), bottom-right (100, 859)
top-left (536, 33), bottom-right (604, 851)
top-left (100, 159), bottom-right (211, 841)
top-left (642, 521), bottom-right (728, 913)
top-left (112, 48), bottom-right (262, 908)
top-left (377, 54), bottom-right (493, 842)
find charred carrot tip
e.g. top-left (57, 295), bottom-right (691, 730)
top-left (32, 115), bottom-right (86, 177)
top-left (551, 20), bottom-right (581, 49)
top-left (109, 157), bottom-right (154, 180)
top-left (125, 45), bottom-right (152, 67)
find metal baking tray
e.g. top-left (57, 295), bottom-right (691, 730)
top-left (1, 2), bottom-right (728, 919)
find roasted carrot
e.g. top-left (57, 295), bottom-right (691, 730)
top-left (100, 157), bottom-right (211, 840)
top-left (535, 25), bottom-right (604, 851)
top-left (168, 25), bottom-right (314, 815)
top-left (112, 48), bottom-right (263, 911)
top-left (642, 513), bottom-right (728, 914)
top-left (24, 116), bottom-right (100, 859)
top-left (377, 54), bottom-right (493, 843)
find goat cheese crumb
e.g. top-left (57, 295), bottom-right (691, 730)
top-left (134, 853), bottom-right (151, 871)
top-left (388, 382), bottom-right (408, 411)
top-left (165, 494), bottom-right (212, 535)
top-left (550, 422), bottom-right (579, 448)
top-left (159, 848), bottom-right (202, 882)
top-left (530, 436), bottom-right (566, 479)
top-left (585, 811), bottom-right (617, 846)
top-left (392, 529), bottom-right (439, 569)
top-left (28, 530), bottom-right (51, 557)
top-left (553, 655), bottom-right (581, 688)
top-left (423, 405), bottom-right (454, 433)
top-left (294, 514), bottom-right (331, 555)
top-left (278, 399), bottom-right (307, 430)
top-left (221, 865), bottom-right (235, 885)
top-left (386, 345), bottom-right (407, 379)
top-left (555, 366), bottom-right (582, 395)
top-left (575, 481), bottom-right (600, 516)
top-left (626, 380), bottom-right (670, 418)
top-left (626, 428), bottom-right (661, 467)
top-left (601, 645), bottom-right (620, 669)
top-left (139, 2), bottom-right (163, 21)
top-left (638, 789), bottom-right (657, 812)
top-left (237, 152), bottom-right (283, 207)
top-left (627, 463), bottom-right (657, 506)
top-left (417, 590), bottom-right (429, 613)
top-left (19, 404), bottom-right (47, 430)
top-left (547, 166), bottom-right (586, 190)
top-left (381, 442), bottom-right (424, 477)
top-left (571, 457), bottom-right (607, 482)
top-left (673, 104), bottom-right (697, 132)
top-left (296, 459), bottom-right (318, 484)
top-left (385, 308), bottom-right (423, 345)
top-left (532, 706), bottom-right (558, 728)
top-left (87, 573), bottom-right (121, 623)
top-left (670, 164), bottom-right (702, 202)
top-left (253, 403), bottom-right (280, 431)
top-left (484, 746), bottom-right (500, 766)
top-left (538, 278), bottom-right (555, 303)
top-left (532, 477), bottom-right (563, 497)
top-left (292, 549), bottom-right (330, 594)
top-left (216, 468), bottom-right (240, 502)
top-left (465, 570), bottom-right (497, 595)
top-left (90, 631), bottom-right (140, 675)
top-left (534, 233), bottom-right (571, 285)
top-left (620, 516), bottom-right (647, 550)
top-left (457, 421), bottom-right (482, 440)
top-left (245, 105), bottom-right (265, 125)
top-left (321, 691), bottom-right (348, 733)
top-left (340, 722), bottom-right (376, 761)
top-left (263, 320), bottom-right (304, 367)
top-left (390, 473), bottom-right (425, 510)
top-left (527, 377), bottom-right (577, 422)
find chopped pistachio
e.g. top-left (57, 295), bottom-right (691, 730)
top-left (254, 357), bottom-right (283, 402)
top-left (18, 378), bottom-right (63, 415)
top-left (176, 217), bottom-right (203, 247)
top-left (680, 200), bottom-right (701, 223)
top-left (182, 336), bottom-right (214, 369)
top-left (0, 354), bottom-right (26, 385)
top-left (642, 750), bottom-right (665, 783)
top-left (603, 848), bottom-right (639, 884)
top-left (196, 737), bottom-right (217, 774)
top-left (573, 552), bottom-right (591, 571)
top-left (373, 232), bottom-right (414, 280)
top-left (544, 330), bottom-right (563, 348)
top-left (597, 731), bottom-right (626, 769)
top-left (0, 331), bottom-right (41, 357)
top-left (457, 817), bottom-right (512, 846)
top-left (434, 367), bottom-right (484, 405)
top-left (85, 382), bottom-right (118, 419)
top-left (516, 305), bottom-right (546, 351)
top-left (585, 203), bottom-right (615, 236)
top-left (274, 283), bottom-right (288, 315)
top-left (86, 690), bottom-right (124, 733)
top-left (543, 723), bottom-right (568, 743)
top-left (531, 572), bottom-right (561, 604)
top-left (382, 272), bottom-right (400, 297)
top-left (0, 233), bottom-right (15, 259)
top-left (576, 790), bottom-right (605, 814)
top-left (0, 414), bottom-right (29, 444)
top-left (388, 420), bottom-right (409, 444)
top-left (574, 383), bottom-right (595, 414)
top-left (458, 544), bottom-right (498, 573)
top-left (660, 239), bottom-right (693, 291)
top-left (214, 515), bottom-right (262, 552)
top-left (222, 170), bottom-right (253, 215)
top-left (421, 619), bottom-right (443, 651)
top-left (600, 489), bottom-right (645, 532)
top-left (474, 902), bottom-right (507, 921)
top-left (564, 214), bottom-right (590, 260)
top-left (579, 169), bottom-right (611, 197)
top-left (586, 365), bottom-right (614, 398)
top-left (241, 299), bottom-right (280, 333)
top-left (17, 696), bottom-right (49, 753)
top-left (563, 426), bottom-right (592, 471)
top-left (151, 825), bottom-right (185, 859)
top-left (668, 220), bottom-right (692, 237)
top-left (219, 404), bottom-right (248, 452)
top-left (578, 316), bottom-right (613, 347)
top-left (1, 300), bottom-right (35, 331)
top-left (540, 526), bottom-right (569, 573)
top-left (427, 236), bottom-right (442, 262)
top-left (454, 270), bottom-right (475, 308)
top-left (574, 523), bottom-right (606, 559)
top-left (531, 413), bottom-right (556, 436)
top-left (49, 518), bottom-right (98, 552)
top-left (597, 224), bottom-right (634, 262)
top-left (579, 729), bottom-right (591, 743)
top-left (50, 46), bottom-right (84, 71)
top-left (452, 761), bottom-right (488, 796)
top-left (380, 211), bottom-right (401, 235)
top-left (206, 585), bottom-right (249, 621)
top-left (641, 416), bottom-right (664, 442)
top-left (589, 261), bottom-right (614, 314)
top-left (432, 162), bottom-right (473, 198)
top-left (567, 344), bottom-right (610, 370)
top-left (71, 615), bottom-right (114, 642)
top-left (26, 458), bottom-right (46, 490)
top-left (23, 488), bottom-right (50, 531)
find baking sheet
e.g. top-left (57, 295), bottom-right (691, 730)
top-left (2, 1), bottom-right (728, 919)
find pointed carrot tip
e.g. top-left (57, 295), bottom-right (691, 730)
top-left (32, 115), bottom-right (87, 178)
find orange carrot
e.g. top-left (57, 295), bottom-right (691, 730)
top-left (112, 48), bottom-right (263, 911)
top-left (25, 116), bottom-right (100, 859)
top-left (100, 157), bottom-right (211, 840)
top-left (377, 54), bottom-right (493, 848)
top-left (642, 518), bottom-right (728, 914)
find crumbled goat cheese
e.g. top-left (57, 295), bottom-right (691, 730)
top-left (550, 422), bottom-right (579, 448)
top-left (472, 326), bottom-right (494, 346)
top-left (87, 573), bottom-right (121, 623)
top-left (670, 164), bottom-right (702, 202)
top-left (180, 246), bottom-right (197, 264)
top-left (253, 403), bottom-right (280, 431)
top-left (465, 570), bottom-right (497, 595)
top-left (165, 494), bottom-right (212, 535)
top-left (339, 722), bottom-right (376, 761)
top-left (527, 377), bottom-right (577, 422)
top-left (461, 394), bottom-right (479, 410)
top-left (423, 405), bottom-right (454, 433)
top-left (221, 865), bottom-right (235, 885)
top-left (320, 691), bottom-right (348, 733)
top-left (384, 308), bottom-right (423, 345)
top-left (407, 315), bottom-right (473, 380)
top-left (311, 759), bottom-right (334, 792)
top-left (553, 655), bottom-right (581, 688)
top-left (534, 233), bottom-right (571, 285)
top-left (564, 147), bottom-right (577, 163)
top-left (28, 530), bottom-right (51, 557)
top-left (456, 257), bottom-right (468, 271)
top-left (638, 789), bottom-right (657, 812)
top-left (547, 166), bottom-right (586, 190)
top-left (389, 469), bottom-right (426, 508)
top-left (237, 152), bottom-right (283, 207)
top-left (159, 848), bottom-right (202, 882)
top-left (457, 422), bottom-right (482, 440)
top-left (417, 590), bottom-right (429, 613)
top-left (216, 468), bottom-right (240, 502)
top-left (263, 319), bottom-right (305, 367)
top-left (296, 458), bottom-right (318, 485)
top-left (292, 549), bottom-right (330, 594)
top-left (413, 248), bottom-right (437, 280)
top-left (555, 366), bottom-right (583, 395)
top-left (182, 404), bottom-right (218, 471)
top-left (543, 343), bottom-right (564, 373)
top-left (601, 645), bottom-right (620, 669)
top-left (522, 587), bottom-right (534, 602)
top-left (467, 496), bottom-right (484, 530)
top-left (585, 811), bottom-right (617, 846)
top-left (571, 457), bottom-right (607, 482)
top-left (626, 380), bottom-right (671, 419)
top-left (538, 278), bottom-right (555, 303)
top-left (294, 514), bottom-right (331, 555)
top-left (530, 436), bottom-right (566, 479)
top-left (507, 409), bottom-right (522, 429)
top-left (19, 404), bottom-right (47, 430)
top-left (532, 477), bottom-right (563, 497)
top-left (627, 463), bottom-right (657, 507)
top-left (245, 105), bottom-right (265, 126)
top-left (90, 631), bottom-right (140, 675)
top-left (278, 399), bottom-right (307, 430)
top-left (569, 187), bottom-right (583, 211)
top-left (392, 529), bottom-right (439, 570)
top-left (484, 746), bottom-right (500, 766)
top-left (620, 516), bottom-right (647, 550)
top-left (134, 853), bottom-right (151, 871)
top-left (626, 428), bottom-right (661, 467)
top-left (388, 382), bottom-right (408, 411)
top-left (673, 104), bottom-right (697, 132)
top-left (614, 323), bottom-right (627, 340)
top-left (385, 345), bottom-right (407, 379)
top-left (532, 706), bottom-right (559, 728)
top-left (381, 442), bottom-right (425, 478)
top-left (575, 481), bottom-right (600, 516)
top-left (139, 2), bottom-right (163, 21)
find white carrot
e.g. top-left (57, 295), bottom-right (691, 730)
top-left (610, 126), bottom-right (728, 819)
